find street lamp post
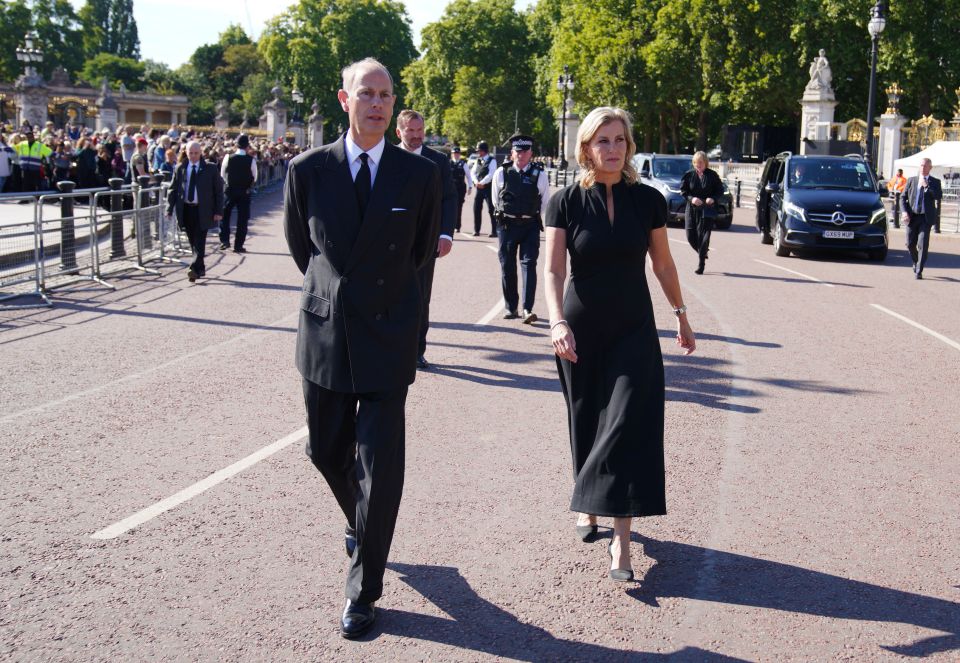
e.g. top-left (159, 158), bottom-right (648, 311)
top-left (864, 1), bottom-right (886, 169)
top-left (291, 88), bottom-right (304, 122)
top-left (15, 31), bottom-right (44, 78)
top-left (556, 65), bottom-right (575, 170)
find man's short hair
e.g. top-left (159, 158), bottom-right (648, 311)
top-left (397, 109), bottom-right (423, 129)
top-left (341, 58), bottom-right (393, 92)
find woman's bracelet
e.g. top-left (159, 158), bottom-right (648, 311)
top-left (550, 320), bottom-right (569, 331)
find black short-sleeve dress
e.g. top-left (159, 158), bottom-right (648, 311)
top-left (545, 179), bottom-right (668, 518)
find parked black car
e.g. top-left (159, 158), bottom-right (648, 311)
top-left (633, 153), bottom-right (734, 229)
top-left (755, 153), bottom-right (889, 261)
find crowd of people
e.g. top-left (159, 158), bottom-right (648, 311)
top-left (0, 121), bottom-right (301, 196)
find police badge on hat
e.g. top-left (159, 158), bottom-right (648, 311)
top-left (508, 134), bottom-right (534, 151)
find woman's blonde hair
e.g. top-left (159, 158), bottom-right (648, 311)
top-left (692, 150), bottom-right (709, 168)
top-left (576, 106), bottom-right (638, 188)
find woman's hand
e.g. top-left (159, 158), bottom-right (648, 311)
top-left (552, 322), bottom-right (578, 363)
top-left (705, 197), bottom-right (715, 206)
top-left (676, 317), bottom-right (696, 355)
top-left (691, 197), bottom-right (704, 206)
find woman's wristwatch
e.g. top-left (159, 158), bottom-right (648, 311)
top-left (672, 304), bottom-right (687, 317)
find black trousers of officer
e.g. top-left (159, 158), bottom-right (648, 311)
top-left (473, 186), bottom-right (496, 235)
top-left (417, 251), bottom-right (437, 357)
top-left (219, 191), bottom-right (251, 250)
top-left (302, 379), bottom-right (407, 605)
top-left (685, 205), bottom-right (713, 267)
top-left (498, 220), bottom-right (540, 313)
top-left (906, 213), bottom-right (932, 274)
top-left (181, 205), bottom-right (207, 274)
top-left (21, 168), bottom-right (40, 193)
top-left (455, 185), bottom-right (466, 232)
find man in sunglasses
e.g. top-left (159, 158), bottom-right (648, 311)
top-left (491, 133), bottom-right (549, 323)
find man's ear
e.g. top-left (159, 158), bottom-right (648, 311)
top-left (337, 89), bottom-right (349, 112)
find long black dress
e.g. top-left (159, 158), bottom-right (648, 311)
top-left (545, 179), bottom-right (667, 518)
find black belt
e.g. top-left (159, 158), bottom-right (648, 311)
top-left (183, 202), bottom-right (198, 206)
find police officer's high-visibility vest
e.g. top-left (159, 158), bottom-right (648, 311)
top-left (15, 140), bottom-right (52, 171)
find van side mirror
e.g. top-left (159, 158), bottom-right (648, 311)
top-left (765, 182), bottom-right (781, 194)
top-left (641, 171), bottom-right (650, 179)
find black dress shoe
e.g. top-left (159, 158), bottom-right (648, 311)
top-left (915, 272), bottom-right (923, 280)
top-left (608, 542), bottom-right (634, 582)
top-left (575, 524), bottom-right (597, 542)
top-left (488, 232), bottom-right (497, 237)
top-left (503, 309), bottom-right (519, 320)
top-left (340, 600), bottom-right (376, 639)
top-left (522, 309), bottom-right (538, 324)
top-left (233, 246), bottom-right (247, 253)
top-left (472, 232), bottom-right (480, 237)
top-left (187, 268), bottom-right (197, 282)
top-left (416, 355), bottom-right (430, 370)
top-left (345, 526), bottom-right (356, 558)
top-left (217, 242), bottom-right (230, 250)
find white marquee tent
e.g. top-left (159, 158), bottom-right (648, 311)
top-left (893, 141), bottom-right (960, 180)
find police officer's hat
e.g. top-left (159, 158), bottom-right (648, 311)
top-left (508, 134), bottom-right (534, 151)
top-left (236, 134), bottom-right (250, 149)
top-left (451, 145), bottom-right (461, 154)
top-left (476, 141), bottom-right (489, 152)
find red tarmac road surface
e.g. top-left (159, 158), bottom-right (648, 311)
top-left (2, 186), bottom-right (959, 661)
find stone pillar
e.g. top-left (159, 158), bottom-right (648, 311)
top-left (144, 108), bottom-right (153, 126)
top-left (263, 85), bottom-right (287, 142)
top-left (560, 113), bottom-right (580, 167)
top-left (876, 84), bottom-right (907, 179)
top-left (14, 32), bottom-right (48, 130)
top-left (288, 120), bottom-right (305, 147)
top-left (308, 100), bottom-right (324, 148)
top-left (214, 100), bottom-right (230, 131)
top-left (171, 111), bottom-right (178, 126)
top-left (95, 79), bottom-right (118, 132)
top-left (799, 49), bottom-right (838, 155)
top-left (119, 108), bottom-right (127, 124)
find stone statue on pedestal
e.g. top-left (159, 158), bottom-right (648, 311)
top-left (805, 49), bottom-right (833, 94)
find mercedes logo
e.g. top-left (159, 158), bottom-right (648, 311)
top-left (832, 211), bottom-right (846, 225)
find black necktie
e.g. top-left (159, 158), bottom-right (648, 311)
top-left (355, 153), bottom-right (371, 216)
top-left (187, 164), bottom-right (198, 203)
top-left (916, 177), bottom-right (925, 214)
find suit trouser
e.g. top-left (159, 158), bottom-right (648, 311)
top-left (181, 205), bottom-right (207, 274)
top-left (906, 214), bottom-right (931, 273)
top-left (685, 206), bottom-right (713, 266)
top-left (302, 379), bottom-right (407, 604)
top-left (219, 192), bottom-right (251, 249)
top-left (498, 221), bottom-right (540, 313)
top-left (473, 187), bottom-right (495, 235)
top-left (417, 252), bottom-right (437, 357)
top-left (455, 186), bottom-right (466, 231)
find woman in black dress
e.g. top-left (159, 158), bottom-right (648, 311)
top-left (544, 107), bottom-right (696, 581)
top-left (679, 151), bottom-right (724, 274)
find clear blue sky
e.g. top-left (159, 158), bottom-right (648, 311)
top-left (68, 0), bottom-right (535, 69)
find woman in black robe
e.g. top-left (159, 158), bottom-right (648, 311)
top-left (544, 106), bottom-right (696, 582)
top-left (679, 151), bottom-right (724, 274)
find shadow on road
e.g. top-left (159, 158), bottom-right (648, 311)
top-left (657, 329), bottom-right (782, 349)
top-left (797, 246), bottom-right (960, 271)
top-left (373, 562), bottom-right (747, 661)
top-left (720, 271), bottom-right (871, 288)
top-left (628, 535), bottom-right (960, 658)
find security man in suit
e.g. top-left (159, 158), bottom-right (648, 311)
top-left (395, 109), bottom-right (457, 370)
top-left (492, 133), bottom-right (548, 323)
top-left (450, 145), bottom-right (473, 232)
top-left (900, 157), bottom-right (942, 279)
top-left (283, 58), bottom-right (440, 639)
top-left (218, 133), bottom-right (258, 253)
top-left (167, 140), bottom-right (224, 282)
top-left (471, 141), bottom-right (497, 236)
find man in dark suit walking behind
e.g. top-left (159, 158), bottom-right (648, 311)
top-left (283, 58), bottom-right (440, 639)
top-left (395, 109), bottom-right (456, 370)
top-left (167, 140), bottom-right (223, 282)
top-left (218, 133), bottom-right (257, 253)
top-left (900, 157), bottom-right (942, 279)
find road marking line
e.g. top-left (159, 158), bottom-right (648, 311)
top-left (0, 311), bottom-right (299, 425)
top-left (753, 259), bottom-right (834, 287)
top-left (669, 237), bottom-right (717, 252)
top-left (475, 301), bottom-right (503, 326)
top-left (91, 426), bottom-right (309, 540)
top-left (487, 245), bottom-right (498, 253)
top-left (871, 304), bottom-right (960, 352)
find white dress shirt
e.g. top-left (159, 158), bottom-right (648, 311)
top-left (471, 154), bottom-right (496, 186)
top-left (344, 133), bottom-right (385, 185)
top-left (491, 162), bottom-right (549, 213)
top-left (220, 148), bottom-right (258, 183)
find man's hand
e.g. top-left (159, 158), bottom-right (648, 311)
top-left (437, 237), bottom-right (453, 258)
top-left (705, 197), bottom-right (715, 206)
top-left (476, 183), bottom-right (485, 189)
top-left (901, 211), bottom-right (910, 224)
top-left (213, 214), bottom-right (222, 222)
top-left (692, 197), bottom-right (704, 206)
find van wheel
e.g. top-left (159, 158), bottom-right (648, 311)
top-left (774, 224), bottom-right (790, 257)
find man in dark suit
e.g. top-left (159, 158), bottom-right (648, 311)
top-left (167, 140), bottom-right (224, 282)
top-left (395, 109), bottom-right (456, 370)
top-left (283, 58), bottom-right (440, 639)
top-left (900, 157), bottom-right (942, 279)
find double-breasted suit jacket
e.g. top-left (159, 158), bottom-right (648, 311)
top-left (901, 174), bottom-right (942, 224)
top-left (167, 159), bottom-right (224, 230)
top-left (417, 144), bottom-right (457, 238)
top-left (284, 137), bottom-right (441, 393)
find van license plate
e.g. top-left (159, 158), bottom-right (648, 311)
top-left (823, 230), bottom-right (854, 239)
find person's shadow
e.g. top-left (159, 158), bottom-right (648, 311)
top-left (374, 562), bottom-right (746, 661)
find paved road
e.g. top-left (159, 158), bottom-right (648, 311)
top-left (2, 186), bottom-right (958, 661)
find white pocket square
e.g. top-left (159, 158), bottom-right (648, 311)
top-left (391, 207), bottom-right (407, 212)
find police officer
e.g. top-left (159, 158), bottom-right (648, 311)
top-left (450, 146), bottom-right (473, 232)
top-left (492, 133), bottom-right (548, 323)
top-left (219, 133), bottom-right (258, 253)
top-left (471, 141), bottom-right (497, 237)
top-left (15, 130), bottom-right (51, 195)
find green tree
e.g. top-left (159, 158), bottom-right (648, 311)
top-left (78, 0), bottom-right (139, 60)
top-left (443, 66), bottom-right (520, 148)
top-left (79, 52), bottom-right (144, 91)
top-left (30, 0), bottom-right (84, 78)
top-left (0, 0), bottom-right (33, 82)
